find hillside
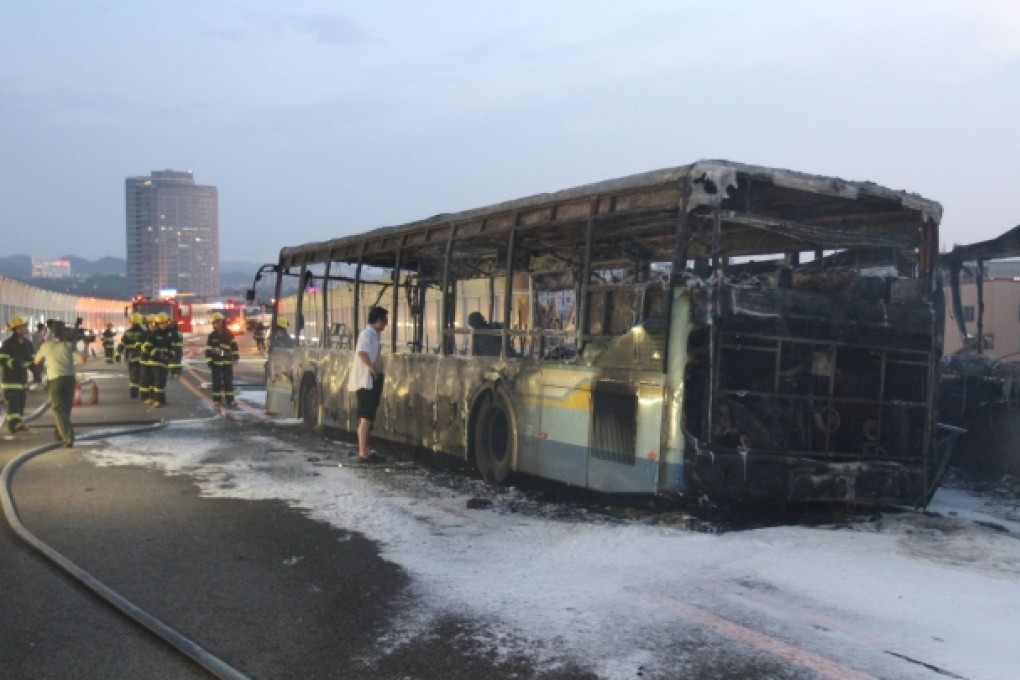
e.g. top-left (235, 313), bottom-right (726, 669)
top-left (0, 255), bottom-right (258, 278)
top-left (0, 255), bottom-right (262, 298)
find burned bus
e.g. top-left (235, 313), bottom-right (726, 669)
top-left (257, 160), bottom-right (953, 506)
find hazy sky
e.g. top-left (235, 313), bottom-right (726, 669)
top-left (2, 1), bottom-right (1018, 264)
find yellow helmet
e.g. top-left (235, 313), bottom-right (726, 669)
top-left (7, 315), bottom-right (27, 330)
top-left (130, 312), bottom-right (143, 324)
top-left (209, 312), bottom-right (224, 322)
top-left (156, 312), bottom-right (169, 324)
top-left (275, 317), bottom-right (289, 328)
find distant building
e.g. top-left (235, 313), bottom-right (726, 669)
top-left (32, 258), bottom-right (72, 278)
top-left (125, 170), bottom-right (219, 297)
top-left (944, 259), bottom-right (1020, 359)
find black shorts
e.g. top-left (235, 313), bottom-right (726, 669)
top-left (356, 375), bottom-right (385, 421)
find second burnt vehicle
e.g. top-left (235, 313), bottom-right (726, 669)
top-left (255, 160), bottom-right (954, 507)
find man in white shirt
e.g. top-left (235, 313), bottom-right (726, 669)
top-left (348, 307), bottom-right (388, 461)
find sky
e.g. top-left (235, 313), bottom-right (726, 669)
top-left (71, 399), bottom-right (1020, 679)
top-left (2, 1), bottom-right (1020, 264)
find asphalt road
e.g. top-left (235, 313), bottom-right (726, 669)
top-left (0, 339), bottom-right (586, 680)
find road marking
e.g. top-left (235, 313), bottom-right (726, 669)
top-left (624, 586), bottom-right (877, 680)
top-left (179, 348), bottom-right (269, 421)
top-left (697, 575), bottom-right (969, 679)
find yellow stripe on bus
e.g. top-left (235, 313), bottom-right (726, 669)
top-left (520, 378), bottom-right (592, 411)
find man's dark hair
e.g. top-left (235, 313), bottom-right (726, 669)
top-left (47, 319), bottom-right (68, 341)
top-left (368, 307), bottom-right (388, 324)
top-left (468, 312), bottom-right (487, 329)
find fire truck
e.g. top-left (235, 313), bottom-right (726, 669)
top-left (190, 300), bottom-right (246, 334)
top-left (219, 300), bottom-right (245, 334)
top-left (129, 295), bottom-right (193, 333)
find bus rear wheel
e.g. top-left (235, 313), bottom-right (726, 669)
top-left (473, 387), bottom-right (515, 484)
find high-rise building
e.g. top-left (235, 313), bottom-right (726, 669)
top-left (125, 170), bottom-right (219, 298)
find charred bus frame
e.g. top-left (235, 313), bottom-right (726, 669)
top-left (256, 160), bottom-right (952, 505)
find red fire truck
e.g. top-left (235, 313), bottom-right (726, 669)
top-left (219, 300), bottom-right (245, 335)
top-left (129, 295), bottom-right (193, 333)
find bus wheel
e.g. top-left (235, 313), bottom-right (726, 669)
top-left (300, 377), bottom-right (320, 427)
top-left (474, 387), bottom-right (515, 484)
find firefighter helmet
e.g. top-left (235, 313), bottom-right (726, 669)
top-left (130, 312), bottom-right (143, 325)
top-left (155, 312), bottom-right (169, 324)
top-left (7, 315), bottom-right (27, 330)
top-left (276, 317), bottom-right (289, 328)
top-left (209, 312), bottom-right (224, 323)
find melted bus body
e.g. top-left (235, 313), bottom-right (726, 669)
top-left (131, 296), bottom-right (192, 333)
top-left (259, 160), bottom-right (954, 506)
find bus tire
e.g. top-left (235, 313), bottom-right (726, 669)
top-left (299, 375), bottom-right (321, 427)
top-left (473, 386), bottom-right (516, 484)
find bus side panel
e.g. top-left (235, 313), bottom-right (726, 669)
top-left (658, 288), bottom-right (691, 493)
top-left (317, 350), bottom-right (523, 457)
top-left (265, 348), bottom-right (297, 417)
top-left (379, 353), bottom-right (443, 452)
top-left (585, 378), bottom-right (666, 493)
top-left (268, 346), bottom-right (329, 420)
top-left (320, 348), bottom-right (356, 432)
top-left (317, 349), bottom-right (434, 445)
top-left (535, 367), bottom-right (591, 487)
top-left (437, 356), bottom-right (520, 458)
top-left (512, 366), bottom-right (544, 477)
top-left (636, 382), bottom-right (667, 488)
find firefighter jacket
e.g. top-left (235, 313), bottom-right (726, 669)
top-left (101, 328), bottom-right (116, 350)
top-left (140, 328), bottom-right (175, 367)
top-left (116, 324), bottom-right (145, 363)
top-left (167, 323), bottom-right (184, 371)
top-left (205, 329), bottom-right (239, 367)
top-left (0, 335), bottom-right (34, 389)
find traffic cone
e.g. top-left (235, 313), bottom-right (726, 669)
top-left (73, 384), bottom-right (82, 406)
top-left (89, 382), bottom-right (99, 405)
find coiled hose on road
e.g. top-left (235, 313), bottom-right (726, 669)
top-left (1, 415), bottom-right (252, 680)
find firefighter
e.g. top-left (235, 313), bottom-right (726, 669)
top-left (271, 317), bottom-right (294, 349)
top-left (140, 313), bottom-right (173, 406)
top-left (101, 322), bottom-right (117, 363)
top-left (167, 317), bottom-right (184, 377)
top-left (253, 321), bottom-right (267, 352)
top-left (1, 316), bottom-right (34, 433)
top-left (205, 312), bottom-right (239, 408)
top-left (137, 314), bottom-right (157, 403)
top-left (116, 312), bottom-right (145, 398)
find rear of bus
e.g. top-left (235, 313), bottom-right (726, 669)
top-left (677, 163), bottom-right (951, 506)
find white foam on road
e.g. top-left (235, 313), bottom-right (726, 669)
top-left (83, 426), bottom-right (1020, 679)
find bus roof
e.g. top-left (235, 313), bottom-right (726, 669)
top-left (279, 160), bottom-right (942, 269)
